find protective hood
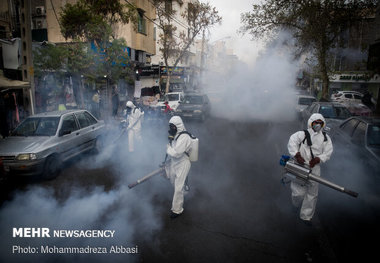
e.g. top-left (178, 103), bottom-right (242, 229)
top-left (169, 116), bottom-right (185, 133)
top-left (307, 113), bottom-right (326, 129)
top-left (126, 101), bottom-right (135, 108)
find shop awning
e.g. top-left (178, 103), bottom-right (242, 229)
top-left (0, 73), bottom-right (29, 90)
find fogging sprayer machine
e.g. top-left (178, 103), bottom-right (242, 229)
top-left (127, 136), bottom-right (174, 189)
top-left (127, 165), bottom-right (167, 189)
top-left (279, 155), bottom-right (358, 198)
top-left (127, 156), bottom-right (169, 189)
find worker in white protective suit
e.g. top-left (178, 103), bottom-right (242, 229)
top-left (126, 101), bottom-right (144, 152)
top-left (166, 116), bottom-right (192, 219)
top-left (287, 113), bottom-right (333, 224)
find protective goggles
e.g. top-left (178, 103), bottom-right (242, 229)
top-left (312, 120), bottom-right (324, 126)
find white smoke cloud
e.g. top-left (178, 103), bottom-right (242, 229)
top-left (0, 120), bottom-right (172, 263)
top-left (203, 33), bottom-right (299, 122)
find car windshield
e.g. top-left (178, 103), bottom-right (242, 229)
top-left (319, 105), bottom-right (351, 119)
top-left (367, 124), bottom-right (380, 147)
top-left (11, 117), bottom-right (60, 136)
top-left (298, 97), bottom-right (316, 105)
top-left (167, 94), bottom-right (179, 101)
top-left (183, 95), bottom-right (203, 104)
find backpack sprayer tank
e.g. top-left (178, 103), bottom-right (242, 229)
top-left (280, 155), bottom-right (358, 198)
top-left (188, 137), bottom-right (199, 162)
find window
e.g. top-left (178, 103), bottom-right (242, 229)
top-left (167, 94), bottom-right (179, 101)
top-left (344, 94), bottom-right (353, 99)
top-left (137, 9), bottom-right (146, 34)
top-left (184, 95), bottom-right (203, 104)
top-left (334, 107), bottom-right (352, 119)
top-left (319, 105), bottom-right (351, 119)
top-left (165, 0), bottom-right (172, 13)
top-left (12, 117), bottom-right (59, 136)
top-left (367, 124), bottom-right (380, 147)
top-left (84, 112), bottom-right (97, 125)
top-left (298, 97), bottom-right (316, 106)
top-left (61, 114), bottom-right (79, 133)
top-left (354, 94), bottom-right (362, 100)
top-left (76, 112), bottom-right (90, 129)
top-left (34, 118), bottom-right (60, 136)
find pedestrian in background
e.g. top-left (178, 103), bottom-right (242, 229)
top-left (91, 90), bottom-right (100, 119)
top-left (126, 101), bottom-right (143, 152)
top-left (112, 86), bottom-right (119, 118)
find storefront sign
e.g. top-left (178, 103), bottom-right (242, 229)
top-left (137, 66), bottom-right (160, 76)
top-left (160, 66), bottom-right (185, 75)
top-left (330, 73), bottom-right (379, 83)
top-left (339, 75), bottom-right (371, 81)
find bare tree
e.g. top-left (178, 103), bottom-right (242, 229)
top-left (153, 0), bottom-right (221, 93)
top-left (240, 0), bottom-right (377, 100)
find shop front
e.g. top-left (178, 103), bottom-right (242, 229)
top-left (329, 72), bottom-right (380, 100)
top-left (0, 73), bottom-right (30, 137)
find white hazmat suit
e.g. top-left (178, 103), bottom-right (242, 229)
top-left (126, 101), bottom-right (144, 152)
top-left (166, 116), bottom-right (192, 216)
top-left (287, 113), bottom-right (333, 221)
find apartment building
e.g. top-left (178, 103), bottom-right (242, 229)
top-left (149, 0), bottom-right (198, 93)
top-left (46, 0), bottom-right (156, 65)
top-left (0, 0), bottom-right (158, 123)
top-left (328, 5), bottom-right (380, 99)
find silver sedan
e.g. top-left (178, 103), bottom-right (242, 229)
top-left (0, 110), bottom-right (105, 179)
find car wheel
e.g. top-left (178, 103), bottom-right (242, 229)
top-left (42, 155), bottom-right (61, 180)
top-left (94, 136), bottom-right (104, 154)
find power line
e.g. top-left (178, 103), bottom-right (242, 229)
top-left (49, 0), bottom-right (63, 31)
top-left (146, 0), bottom-right (190, 31)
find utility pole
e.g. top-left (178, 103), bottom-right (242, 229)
top-left (199, 28), bottom-right (205, 87)
top-left (19, 0), bottom-right (35, 115)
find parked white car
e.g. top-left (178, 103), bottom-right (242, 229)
top-left (153, 91), bottom-right (184, 112)
top-left (330, 91), bottom-right (364, 104)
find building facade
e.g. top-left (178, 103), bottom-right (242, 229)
top-left (328, 5), bottom-right (380, 101)
top-left (149, 0), bottom-right (198, 93)
top-left (46, 0), bottom-right (156, 66)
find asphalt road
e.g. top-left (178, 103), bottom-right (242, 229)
top-left (0, 116), bottom-right (379, 263)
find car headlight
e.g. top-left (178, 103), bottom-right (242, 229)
top-left (16, 153), bottom-right (37, 161)
top-left (194, 110), bottom-right (202, 113)
top-left (176, 109), bottom-right (182, 113)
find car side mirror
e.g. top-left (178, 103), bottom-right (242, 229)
top-left (59, 129), bottom-right (71, 137)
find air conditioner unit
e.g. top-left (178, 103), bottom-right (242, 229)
top-left (34, 18), bottom-right (46, 29)
top-left (35, 6), bottom-right (45, 15)
top-left (36, 20), bottom-right (43, 29)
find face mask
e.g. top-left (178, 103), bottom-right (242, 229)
top-left (168, 124), bottom-right (177, 136)
top-left (312, 123), bottom-right (322, 132)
